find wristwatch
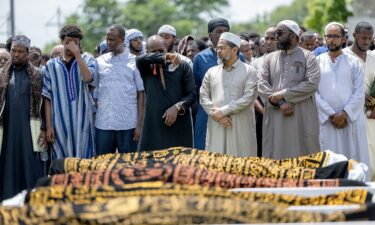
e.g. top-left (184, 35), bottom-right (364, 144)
top-left (175, 103), bottom-right (185, 115)
top-left (277, 99), bottom-right (286, 106)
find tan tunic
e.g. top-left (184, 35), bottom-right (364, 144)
top-left (344, 48), bottom-right (375, 181)
top-left (258, 46), bottom-right (320, 159)
top-left (200, 59), bottom-right (258, 157)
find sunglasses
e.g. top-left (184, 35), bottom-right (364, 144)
top-left (275, 30), bottom-right (290, 36)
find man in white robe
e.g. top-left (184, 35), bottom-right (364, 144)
top-left (200, 32), bottom-right (258, 157)
top-left (316, 22), bottom-right (369, 177)
top-left (343, 21), bottom-right (375, 180)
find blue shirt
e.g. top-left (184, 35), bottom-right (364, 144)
top-left (313, 45), bottom-right (328, 56)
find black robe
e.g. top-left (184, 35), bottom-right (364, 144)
top-left (0, 66), bottom-right (44, 201)
top-left (136, 53), bottom-right (196, 151)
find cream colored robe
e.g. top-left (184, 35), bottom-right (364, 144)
top-left (200, 59), bottom-right (258, 157)
top-left (344, 48), bottom-right (375, 181)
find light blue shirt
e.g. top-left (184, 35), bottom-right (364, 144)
top-left (95, 50), bottom-right (144, 130)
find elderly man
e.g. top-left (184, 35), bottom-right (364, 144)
top-left (193, 18), bottom-right (231, 150)
top-left (125, 28), bottom-right (145, 56)
top-left (300, 32), bottom-right (316, 51)
top-left (316, 22), bottom-right (369, 177)
top-left (239, 39), bottom-right (254, 64)
top-left (136, 35), bottom-right (196, 151)
top-left (158, 25), bottom-right (192, 68)
top-left (95, 25), bottom-right (144, 155)
top-left (43, 25), bottom-right (97, 159)
top-left (50, 45), bottom-right (64, 59)
top-left (258, 20), bottom-right (321, 159)
top-left (0, 35), bottom-right (45, 201)
top-left (200, 32), bottom-right (258, 156)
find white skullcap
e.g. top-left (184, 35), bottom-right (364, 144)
top-left (158, 25), bottom-right (176, 36)
top-left (324, 22), bottom-right (345, 34)
top-left (219, 32), bottom-right (241, 48)
top-left (278, 20), bottom-right (300, 36)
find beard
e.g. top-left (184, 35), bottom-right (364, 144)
top-left (276, 35), bottom-right (292, 50)
top-left (355, 40), bottom-right (368, 52)
top-left (130, 44), bottom-right (142, 53)
top-left (167, 43), bottom-right (174, 52)
top-left (327, 43), bottom-right (341, 52)
top-left (217, 52), bottom-right (232, 64)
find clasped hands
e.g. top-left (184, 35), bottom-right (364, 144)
top-left (210, 106), bottom-right (232, 128)
top-left (268, 92), bottom-right (294, 117)
top-left (329, 111), bottom-right (348, 129)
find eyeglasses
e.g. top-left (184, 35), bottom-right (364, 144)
top-left (324, 34), bottom-right (342, 39)
top-left (275, 30), bottom-right (290, 37)
top-left (215, 46), bottom-right (230, 51)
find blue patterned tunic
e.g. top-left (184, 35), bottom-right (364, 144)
top-left (42, 55), bottom-right (97, 159)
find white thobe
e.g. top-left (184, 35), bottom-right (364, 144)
top-left (316, 52), bottom-right (369, 177)
top-left (200, 59), bottom-right (258, 157)
top-left (344, 48), bottom-right (375, 181)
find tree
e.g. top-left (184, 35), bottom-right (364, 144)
top-left (123, 0), bottom-right (228, 37)
top-left (269, 0), bottom-right (307, 26)
top-left (64, 0), bottom-right (123, 52)
top-left (304, 0), bottom-right (353, 33)
top-left (230, 0), bottom-right (308, 38)
top-left (57, 0), bottom-right (228, 53)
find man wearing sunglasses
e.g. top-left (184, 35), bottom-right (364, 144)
top-left (258, 20), bottom-right (321, 159)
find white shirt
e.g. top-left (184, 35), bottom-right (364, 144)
top-left (95, 50), bottom-right (144, 130)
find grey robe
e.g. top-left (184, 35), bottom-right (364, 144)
top-left (200, 59), bottom-right (258, 157)
top-left (258, 46), bottom-right (320, 159)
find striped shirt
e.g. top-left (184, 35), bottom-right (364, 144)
top-left (42, 55), bottom-right (96, 159)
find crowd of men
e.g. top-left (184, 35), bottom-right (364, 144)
top-left (0, 17), bottom-right (375, 201)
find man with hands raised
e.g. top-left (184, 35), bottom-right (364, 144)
top-left (43, 24), bottom-right (97, 159)
top-left (136, 35), bottom-right (196, 151)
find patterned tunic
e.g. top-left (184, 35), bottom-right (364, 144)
top-left (42, 55), bottom-right (96, 159)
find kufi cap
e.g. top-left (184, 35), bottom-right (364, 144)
top-left (12, 35), bottom-right (31, 48)
top-left (278, 20), bottom-right (300, 36)
top-left (324, 22), bottom-right (345, 34)
top-left (208, 18), bottom-right (230, 33)
top-left (158, 25), bottom-right (176, 36)
top-left (219, 32), bottom-right (241, 48)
